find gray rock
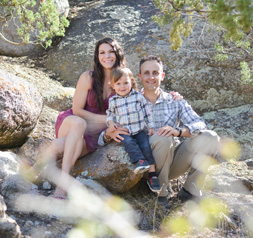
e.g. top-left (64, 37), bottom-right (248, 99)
top-left (16, 106), bottom-right (59, 165)
top-left (72, 142), bottom-right (144, 193)
top-left (0, 0), bottom-right (69, 57)
top-left (203, 104), bottom-right (253, 161)
top-left (1, 174), bottom-right (38, 207)
top-left (0, 216), bottom-right (21, 238)
top-left (42, 181), bottom-right (51, 190)
top-left (0, 195), bottom-right (21, 238)
top-left (0, 195), bottom-right (7, 218)
top-left (0, 69), bottom-right (43, 149)
top-left (0, 151), bottom-right (20, 181)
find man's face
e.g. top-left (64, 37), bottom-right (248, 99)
top-left (138, 60), bottom-right (165, 92)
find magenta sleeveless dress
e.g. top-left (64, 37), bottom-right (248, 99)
top-left (55, 78), bottom-right (114, 152)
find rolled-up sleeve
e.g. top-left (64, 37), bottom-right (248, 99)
top-left (179, 100), bottom-right (207, 134)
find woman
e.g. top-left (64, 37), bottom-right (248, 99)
top-left (43, 37), bottom-right (128, 199)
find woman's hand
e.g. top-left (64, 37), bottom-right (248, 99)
top-left (170, 91), bottom-right (183, 101)
top-left (108, 120), bottom-right (118, 132)
top-left (105, 127), bottom-right (129, 143)
top-left (157, 126), bottom-right (179, 137)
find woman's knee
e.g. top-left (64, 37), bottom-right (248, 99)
top-left (72, 117), bottom-right (87, 132)
top-left (49, 138), bottom-right (65, 155)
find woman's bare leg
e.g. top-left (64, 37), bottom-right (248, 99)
top-left (54, 115), bottom-right (89, 197)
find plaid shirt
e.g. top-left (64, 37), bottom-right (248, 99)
top-left (148, 89), bottom-right (206, 133)
top-left (106, 89), bottom-right (154, 135)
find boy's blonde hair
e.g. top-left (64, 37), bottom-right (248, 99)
top-left (111, 67), bottom-right (138, 91)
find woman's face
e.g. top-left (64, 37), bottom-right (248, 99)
top-left (98, 43), bottom-right (116, 69)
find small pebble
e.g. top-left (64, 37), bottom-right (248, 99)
top-left (43, 181), bottom-right (52, 190)
top-left (24, 220), bottom-right (33, 227)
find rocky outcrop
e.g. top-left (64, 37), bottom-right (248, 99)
top-left (0, 70), bottom-right (43, 148)
top-left (203, 104), bottom-right (253, 161)
top-left (45, 0), bottom-right (253, 111)
top-left (0, 0), bottom-right (69, 57)
top-left (0, 195), bottom-right (21, 238)
top-left (73, 142), bottom-right (144, 193)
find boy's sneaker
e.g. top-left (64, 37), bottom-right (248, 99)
top-left (134, 160), bottom-right (150, 174)
top-left (147, 176), bottom-right (161, 193)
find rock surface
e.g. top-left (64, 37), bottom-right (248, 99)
top-left (73, 142), bottom-right (144, 193)
top-left (203, 104), bottom-right (253, 161)
top-left (0, 0), bottom-right (69, 57)
top-left (0, 69), bottom-right (43, 148)
top-left (45, 0), bottom-right (253, 111)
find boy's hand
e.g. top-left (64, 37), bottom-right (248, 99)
top-left (149, 128), bottom-right (155, 137)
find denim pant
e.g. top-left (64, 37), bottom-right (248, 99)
top-left (121, 130), bottom-right (155, 165)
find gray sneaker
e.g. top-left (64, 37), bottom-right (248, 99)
top-left (158, 196), bottom-right (170, 210)
top-left (134, 160), bottom-right (150, 174)
top-left (178, 187), bottom-right (201, 203)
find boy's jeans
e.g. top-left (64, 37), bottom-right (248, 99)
top-left (121, 130), bottom-right (155, 165)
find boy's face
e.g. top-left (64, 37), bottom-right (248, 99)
top-left (112, 74), bottom-right (132, 97)
top-left (138, 60), bottom-right (165, 92)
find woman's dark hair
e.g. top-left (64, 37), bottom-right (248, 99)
top-left (92, 37), bottom-right (126, 112)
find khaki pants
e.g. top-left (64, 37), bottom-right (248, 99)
top-left (149, 130), bottom-right (220, 197)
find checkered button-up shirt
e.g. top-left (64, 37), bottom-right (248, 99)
top-left (106, 89), bottom-right (154, 135)
top-left (147, 89), bottom-right (207, 133)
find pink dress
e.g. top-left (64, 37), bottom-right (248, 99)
top-left (55, 78), bottom-right (114, 152)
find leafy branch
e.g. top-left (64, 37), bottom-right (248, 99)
top-left (0, 0), bottom-right (69, 48)
top-left (152, 0), bottom-right (253, 85)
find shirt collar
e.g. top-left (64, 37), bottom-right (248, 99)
top-left (157, 89), bottom-right (173, 103)
top-left (114, 88), bottom-right (136, 99)
top-left (141, 88), bottom-right (173, 104)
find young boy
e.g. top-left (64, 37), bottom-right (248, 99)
top-left (106, 67), bottom-right (161, 192)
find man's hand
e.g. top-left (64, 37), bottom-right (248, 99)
top-left (149, 128), bottom-right (155, 137)
top-left (105, 127), bottom-right (129, 143)
top-left (170, 91), bottom-right (183, 101)
top-left (157, 126), bottom-right (180, 137)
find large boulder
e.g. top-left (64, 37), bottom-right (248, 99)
top-left (0, 0), bottom-right (69, 57)
top-left (0, 69), bottom-right (43, 149)
top-left (73, 142), bottom-right (144, 193)
top-left (0, 56), bottom-right (74, 112)
top-left (0, 195), bottom-right (21, 238)
top-left (45, 0), bottom-right (253, 111)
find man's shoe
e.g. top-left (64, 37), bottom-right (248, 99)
top-left (178, 187), bottom-right (201, 203)
top-left (158, 196), bottom-right (170, 209)
top-left (147, 176), bottom-right (161, 193)
top-left (134, 160), bottom-right (150, 174)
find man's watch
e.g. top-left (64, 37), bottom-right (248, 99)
top-left (176, 127), bottom-right (182, 137)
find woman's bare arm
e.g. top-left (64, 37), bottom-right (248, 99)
top-left (72, 72), bottom-right (106, 125)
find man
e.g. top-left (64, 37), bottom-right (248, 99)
top-left (99, 55), bottom-right (220, 208)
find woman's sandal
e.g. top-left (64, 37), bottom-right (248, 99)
top-left (50, 194), bottom-right (67, 200)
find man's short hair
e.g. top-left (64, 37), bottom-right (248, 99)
top-left (139, 55), bottom-right (163, 73)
